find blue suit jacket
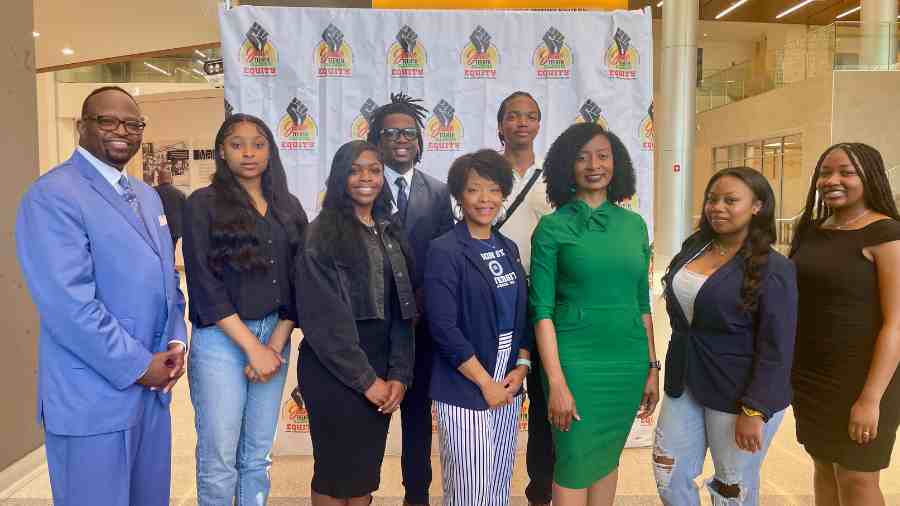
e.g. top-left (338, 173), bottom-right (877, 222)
top-left (401, 169), bottom-right (454, 290)
top-left (663, 246), bottom-right (797, 419)
top-left (16, 151), bottom-right (187, 436)
top-left (424, 222), bottom-right (531, 410)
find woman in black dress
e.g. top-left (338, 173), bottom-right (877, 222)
top-left (295, 140), bottom-right (416, 506)
top-left (790, 142), bottom-right (900, 506)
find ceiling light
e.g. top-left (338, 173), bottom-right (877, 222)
top-left (32, 31), bottom-right (40, 37)
top-left (194, 49), bottom-right (207, 59)
top-left (657, 1), bottom-right (663, 7)
top-left (143, 62), bottom-right (171, 76)
top-left (716, 0), bottom-right (750, 19)
top-left (61, 47), bottom-right (74, 55)
top-left (776, 0), bottom-right (816, 19)
top-left (192, 68), bottom-right (205, 77)
top-left (836, 6), bottom-right (861, 18)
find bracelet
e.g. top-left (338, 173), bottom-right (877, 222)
top-left (649, 360), bottom-right (661, 370)
top-left (515, 358), bottom-right (532, 372)
top-left (741, 405), bottom-right (764, 418)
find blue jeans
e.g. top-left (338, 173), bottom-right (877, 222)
top-left (653, 389), bottom-right (785, 506)
top-left (188, 313), bottom-right (290, 506)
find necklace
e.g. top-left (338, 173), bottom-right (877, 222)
top-left (710, 240), bottom-right (737, 257)
top-left (358, 214), bottom-right (375, 227)
top-left (831, 209), bottom-right (870, 229)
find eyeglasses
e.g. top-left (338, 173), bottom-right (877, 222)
top-left (379, 127), bottom-right (418, 141)
top-left (83, 115), bottom-right (147, 135)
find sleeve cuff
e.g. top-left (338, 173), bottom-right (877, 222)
top-left (198, 303), bottom-right (237, 326)
top-left (167, 340), bottom-right (187, 352)
top-left (740, 396), bottom-right (773, 421)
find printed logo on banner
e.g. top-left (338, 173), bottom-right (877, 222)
top-left (388, 25), bottom-right (427, 78)
top-left (240, 22), bottom-right (278, 76)
top-left (281, 398), bottom-right (309, 433)
top-left (574, 99), bottom-right (609, 130)
top-left (606, 28), bottom-right (639, 80)
top-left (461, 25), bottom-right (499, 79)
top-left (640, 103), bottom-right (655, 151)
top-left (278, 98), bottom-right (318, 151)
top-left (533, 27), bottom-right (573, 79)
top-left (315, 23), bottom-right (353, 77)
top-left (426, 100), bottom-right (464, 151)
top-left (351, 98), bottom-right (378, 140)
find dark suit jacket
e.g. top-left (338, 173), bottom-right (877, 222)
top-left (400, 169), bottom-right (454, 290)
top-left (154, 183), bottom-right (186, 246)
top-left (663, 246), bottom-right (798, 419)
top-left (424, 222), bottom-right (531, 410)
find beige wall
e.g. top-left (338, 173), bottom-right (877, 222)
top-left (831, 70), bottom-right (900, 172)
top-left (1, 0), bottom-right (43, 471)
top-left (694, 74), bottom-right (834, 218)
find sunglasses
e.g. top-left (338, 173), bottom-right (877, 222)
top-left (380, 127), bottom-right (419, 141)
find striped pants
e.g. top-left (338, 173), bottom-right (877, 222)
top-left (435, 332), bottom-right (523, 506)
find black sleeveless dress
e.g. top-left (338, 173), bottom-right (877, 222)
top-left (791, 219), bottom-right (900, 471)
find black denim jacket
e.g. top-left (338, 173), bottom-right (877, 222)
top-left (295, 212), bottom-right (415, 393)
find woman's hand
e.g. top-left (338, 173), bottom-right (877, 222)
top-left (638, 369), bottom-right (660, 421)
top-left (481, 380), bottom-right (513, 409)
top-left (849, 396), bottom-right (880, 445)
top-left (735, 413), bottom-right (764, 452)
top-left (380, 380), bottom-right (407, 414)
top-left (502, 366), bottom-right (528, 397)
top-left (364, 377), bottom-right (391, 408)
top-left (548, 382), bottom-right (580, 432)
top-left (246, 342), bottom-right (284, 383)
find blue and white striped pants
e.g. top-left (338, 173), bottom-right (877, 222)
top-left (435, 331), bottom-right (523, 506)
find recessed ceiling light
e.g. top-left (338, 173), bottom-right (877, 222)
top-left (32, 31), bottom-right (40, 37)
top-left (716, 0), bottom-right (750, 19)
top-left (194, 49), bottom-right (207, 59)
top-left (776, 0), bottom-right (817, 20)
top-left (61, 47), bottom-right (74, 55)
top-left (836, 6), bottom-right (861, 19)
top-left (143, 62), bottom-right (171, 76)
top-left (657, 1), bottom-right (663, 7)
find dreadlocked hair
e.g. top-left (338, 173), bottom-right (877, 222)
top-left (663, 167), bottom-right (777, 314)
top-left (790, 142), bottom-right (900, 257)
top-left (366, 92), bottom-right (428, 164)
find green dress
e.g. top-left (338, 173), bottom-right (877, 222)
top-left (529, 199), bottom-right (651, 489)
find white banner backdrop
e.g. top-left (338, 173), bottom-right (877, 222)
top-left (218, 5), bottom-right (655, 456)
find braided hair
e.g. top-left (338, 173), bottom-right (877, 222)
top-left (790, 142), bottom-right (900, 256)
top-left (662, 167), bottom-right (776, 314)
top-left (366, 92), bottom-right (428, 165)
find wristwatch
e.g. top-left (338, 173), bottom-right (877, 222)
top-left (649, 360), bottom-right (662, 370)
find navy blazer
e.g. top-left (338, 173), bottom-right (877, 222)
top-left (425, 222), bottom-right (531, 410)
top-left (400, 169), bottom-right (454, 290)
top-left (663, 246), bottom-right (798, 419)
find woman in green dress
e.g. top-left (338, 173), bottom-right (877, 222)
top-left (530, 123), bottom-right (660, 506)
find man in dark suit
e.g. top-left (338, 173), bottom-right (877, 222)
top-left (154, 168), bottom-right (186, 248)
top-left (367, 93), bottom-right (453, 506)
top-left (16, 86), bottom-right (187, 506)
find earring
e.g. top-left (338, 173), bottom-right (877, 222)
top-left (569, 184), bottom-right (577, 193)
top-left (452, 202), bottom-right (464, 222)
top-left (493, 203), bottom-right (508, 226)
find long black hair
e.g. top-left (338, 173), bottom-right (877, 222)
top-left (366, 92), bottom-right (428, 165)
top-left (543, 122), bottom-right (636, 209)
top-left (208, 113), bottom-right (307, 274)
top-left (790, 142), bottom-right (900, 256)
top-left (663, 167), bottom-right (777, 314)
top-left (313, 140), bottom-right (413, 270)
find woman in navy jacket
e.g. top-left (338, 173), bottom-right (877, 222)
top-left (653, 167), bottom-right (798, 506)
top-left (425, 149), bottom-right (531, 505)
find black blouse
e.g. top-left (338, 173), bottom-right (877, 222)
top-left (183, 186), bottom-right (297, 327)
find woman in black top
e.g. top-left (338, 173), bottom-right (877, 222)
top-left (790, 143), bottom-right (900, 506)
top-left (295, 140), bottom-right (416, 505)
top-left (183, 114), bottom-right (307, 505)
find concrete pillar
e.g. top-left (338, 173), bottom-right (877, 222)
top-left (0, 0), bottom-right (43, 473)
top-left (861, 0), bottom-right (898, 66)
top-left (655, 0), bottom-right (698, 261)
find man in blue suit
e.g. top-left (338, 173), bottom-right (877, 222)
top-left (367, 93), bottom-right (453, 506)
top-left (15, 86), bottom-right (187, 506)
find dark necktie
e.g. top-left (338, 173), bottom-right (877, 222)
top-left (119, 175), bottom-right (152, 237)
top-left (395, 176), bottom-right (409, 224)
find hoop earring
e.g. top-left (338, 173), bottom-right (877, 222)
top-left (452, 202), bottom-right (464, 222)
top-left (492, 203), bottom-right (508, 226)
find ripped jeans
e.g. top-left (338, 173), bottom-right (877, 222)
top-left (652, 389), bottom-right (784, 506)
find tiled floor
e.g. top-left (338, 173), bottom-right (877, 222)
top-left (3, 296), bottom-right (899, 505)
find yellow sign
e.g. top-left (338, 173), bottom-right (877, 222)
top-left (373, 0), bottom-right (626, 9)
